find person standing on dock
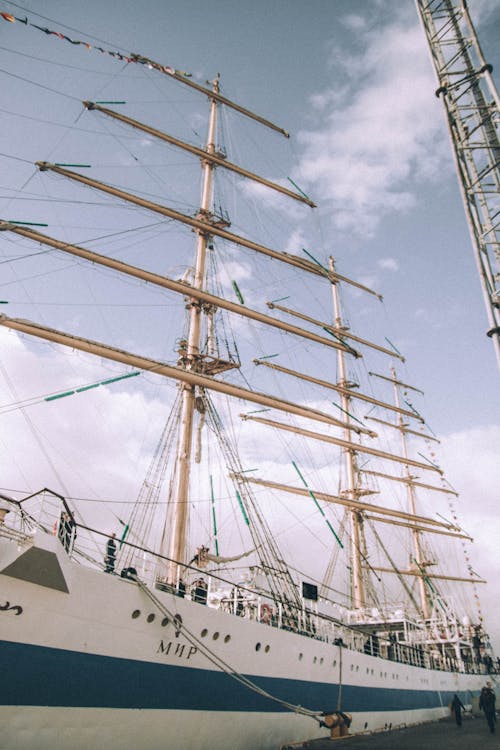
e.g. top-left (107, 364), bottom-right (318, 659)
top-left (479, 681), bottom-right (496, 734)
top-left (451, 694), bottom-right (465, 727)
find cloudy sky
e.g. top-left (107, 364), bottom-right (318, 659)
top-left (0, 0), bottom-right (499, 650)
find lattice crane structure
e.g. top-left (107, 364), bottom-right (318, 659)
top-left (416, 0), bottom-right (500, 369)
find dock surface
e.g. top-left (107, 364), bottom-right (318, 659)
top-left (281, 716), bottom-right (497, 749)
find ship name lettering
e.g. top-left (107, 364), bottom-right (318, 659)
top-left (157, 640), bottom-right (198, 660)
top-left (157, 640), bottom-right (172, 656)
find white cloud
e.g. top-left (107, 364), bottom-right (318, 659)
top-left (216, 258), bottom-right (252, 287)
top-left (439, 425), bottom-right (500, 652)
top-left (0, 329), bottom-right (166, 524)
top-left (378, 257), bottom-right (399, 272)
top-left (295, 17), bottom-right (449, 236)
top-left (470, 0), bottom-right (500, 25)
top-left (238, 176), bottom-right (304, 223)
top-left (340, 14), bottom-right (368, 33)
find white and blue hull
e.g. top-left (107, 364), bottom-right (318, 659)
top-left (0, 534), bottom-right (485, 750)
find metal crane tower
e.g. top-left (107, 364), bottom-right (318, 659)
top-left (416, 0), bottom-right (500, 369)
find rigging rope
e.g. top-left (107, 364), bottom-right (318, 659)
top-left (118, 391), bottom-right (182, 570)
top-left (366, 518), bottom-right (421, 615)
top-left (203, 391), bottom-right (303, 611)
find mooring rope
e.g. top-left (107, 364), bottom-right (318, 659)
top-left (136, 576), bottom-right (323, 722)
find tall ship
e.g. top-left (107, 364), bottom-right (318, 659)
top-left (0, 7), bottom-right (496, 749)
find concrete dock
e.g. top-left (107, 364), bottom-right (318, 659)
top-left (280, 715), bottom-right (498, 749)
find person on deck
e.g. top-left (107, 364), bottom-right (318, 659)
top-left (0, 500), bottom-right (10, 525)
top-left (192, 578), bottom-right (208, 604)
top-left (479, 682), bottom-right (496, 734)
top-left (451, 694), bottom-right (465, 727)
top-left (104, 533), bottom-right (117, 573)
top-left (58, 512), bottom-right (74, 552)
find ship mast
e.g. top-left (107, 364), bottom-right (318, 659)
top-left (329, 257), bottom-right (366, 611)
top-left (390, 367), bottom-right (431, 619)
top-left (164, 76), bottom-right (220, 584)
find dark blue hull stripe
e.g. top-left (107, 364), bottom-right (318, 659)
top-left (0, 640), bottom-right (475, 712)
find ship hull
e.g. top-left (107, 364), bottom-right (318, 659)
top-left (0, 705), bottom-right (452, 750)
top-left (0, 535), bottom-right (485, 749)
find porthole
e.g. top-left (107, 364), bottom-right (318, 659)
top-left (147, 613), bottom-right (155, 623)
top-left (366, 668), bottom-right (370, 674)
top-left (313, 656), bottom-right (317, 664)
top-left (161, 617), bottom-right (169, 627)
top-left (212, 632), bottom-right (220, 640)
top-left (255, 642), bottom-right (262, 652)
top-left (332, 659), bottom-right (337, 667)
top-left (224, 634), bottom-right (231, 643)
top-left (299, 653), bottom-right (303, 661)
top-left (201, 628), bottom-right (208, 638)
top-left (364, 722), bottom-right (368, 730)
top-left (355, 665), bottom-right (359, 672)
top-left (319, 657), bottom-right (324, 665)
top-left (264, 645), bottom-right (270, 653)
top-left (350, 664), bottom-right (354, 671)
top-left (131, 609), bottom-right (141, 619)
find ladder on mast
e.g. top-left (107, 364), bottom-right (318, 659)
top-left (416, 0), bottom-right (500, 370)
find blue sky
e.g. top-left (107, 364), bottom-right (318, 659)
top-left (0, 0), bottom-right (499, 648)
